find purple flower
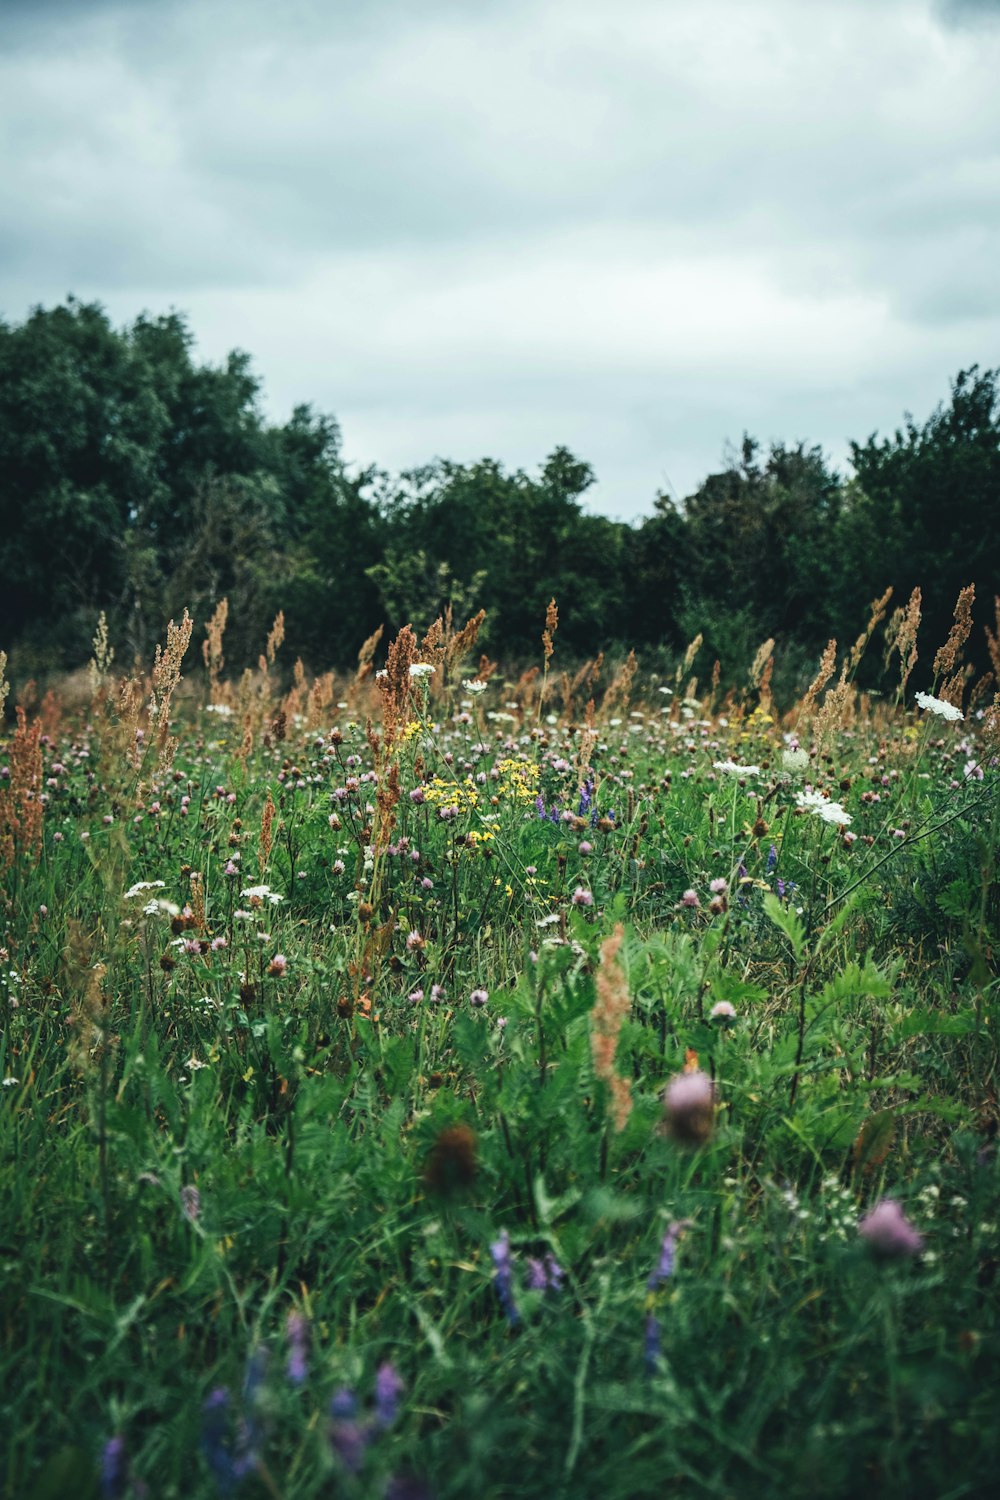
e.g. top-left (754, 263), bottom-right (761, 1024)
top-left (767, 843), bottom-right (778, 871)
top-left (329, 1389), bottom-right (369, 1474)
top-left (374, 1362), bottom-right (405, 1429)
top-left (647, 1220), bottom-right (691, 1289)
top-left (526, 1252), bottom-right (564, 1293)
top-left (286, 1310), bottom-right (309, 1387)
top-left (571, 886), bottom-right (593, 907)
top-left (101, 1436), bottom-right (127, 1499)
top-left (644, 1313), bottom-right (661, 1374)
top-left (489, 1230), bottom-right (520, 1326)
top-left (469, 988), bottom-right (489, 1007)
top-left (858, 1199), bottom-right (924, 1258)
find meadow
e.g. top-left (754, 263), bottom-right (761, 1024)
top-left (1, 589), bottom-right (999, 1500)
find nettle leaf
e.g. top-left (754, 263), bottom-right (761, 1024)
top-left (762, 892), bottom-right (806, 962)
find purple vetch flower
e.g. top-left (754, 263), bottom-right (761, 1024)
top-left (858, 1199), bottom-right (924, 1258)
top-left (286, 1310), bottom-right (309, 1387)
top-left (643, 1312), bottom-right (661, 1374)
top-left (526, 1252), bottom-right (565, 1293)
top-left (329, 1389), bottom-right (369, 1474)
top-left (767, 843), bottom-right (778, 872)
top-left (647, 1220), bottom-right (692, 1290)
top-left (489, 1230), bottom-right (520, 1326)
top-left (101, 1436), bottom-right (127, 1499)
top-left (201, 1387), bottom-right (255, 1492)
top-left (373, 1362), bottom-right (405, 1429)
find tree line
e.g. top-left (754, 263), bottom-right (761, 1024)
top-left (1, 299), bottom-right (998, 690)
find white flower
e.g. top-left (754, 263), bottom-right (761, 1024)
top-left (124, 880), bottom-right (166, 900)
top-left (409, 663), bottom-right (435, 678)
top-left (781, 748), bottom-right (810, 775)
top-left (915, 691), bottom-right (964, 722)
top-left (462, 679), bottom-right (488, 695)
top-left (796, 788), bottom-right (852, 826)
top-left (205, 703), bottom-right (234, 717)
top-left (713, 760), bottom-right (760, 776)
top-left (240, 884), bottom-right (284, 905)
top-left (142, 898), bottom-right (181, 917)
top-left (2, 1076), bottom-right (19, 1087)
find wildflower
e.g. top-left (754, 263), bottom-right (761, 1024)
top-left (489, 1230), bottom-right (520, 1325)
top-left (709, 877), bottom-right (728, 895)
top-left (578, 840), bottom-right (593, 855)
top-left (470, 987), bottom-right (489, 1007)
top-left (858, 1199), bottom-right (924, 1258)
top-left (211, 935), bottom-right (227, 951)
top-left (571, 886), bottom-right (593, 907)
top-left (101, 1436), bottom-right (127, 1499)
top-left (678, 888), bottom-right (700, 909)
top-left (409, 663), bottom-right (435, 679)
top-left (332, 859), bottom-right (346, 875)
top-left (430, 983), bottom-right (446, 1003)
top-left (267, 954), bottom-right (288, 977)
top-left (713, 760), bottom-right (760, 776)
top-left (710, 999), bottom-right (736, 1022)
top-left (647, 1219), bottom-right (691, 1290)
top-left (408, 988), bottom-right (424, 1003)
top-left (124, 880), bottom-right (166, 900)
top-left (526, 1252), bottom-right (564, 1293)
top-left (2, 1076), bottom-right (19, 1087)
top-left (374, 1362), bottom-right (405, 1429)
top-left (796, 788), bottom-right (852, 826)
top-left (914, 690), bottom-right (964, 722)
top-left (329, 1388), bottom-right (368, 1474)
top-left (644, 1312), bottom-right (661, 1373)
top-left (664, 1070), bottom-right (716, 1146)
top-left (287, 1310), bottom-right (309, 1387)
top-left (462, 679), bottom-right (488, 694)
top-left (240, 884), bottom-right (283, 906)
top-left (781, 747), bottom-right (810, 775)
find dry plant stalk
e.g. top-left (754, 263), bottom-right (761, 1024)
top-left (749, 638), bottom-right (775, 693)
top-left (377, 624), bottom-right (418, 753)
top-left (0, 705), bottom-right (43, 870)
top-left (934, 584), bottom-right (975, 681)
top-left (590, 923), bottom-right (632, 1133)
top-left (800, 639), bottom-right (837, 721)
top-left (847, 586), bottom-right (893, 676)
top-left (0, 651), bottom-right (9, 723)
top-left (355, 624), bottom-right (385, 686)
top-left (259, 789), bottom-right (276, 875)
top-left (676, 633), bottom-right (703, 685)
top-left (576, 698), bottom-right (597, 789)
top-left (202, 598), bottom-right (229, 692)
top-left (884, 586), bottom-right (921, 699)
top-left (814, 662), bottom-right (854, 752)
top-left (542, 599), bottom-right (558, 663)
top-left (983, 597), bottom-right (1000, 681)
top-left (603, 650), bottom-right (638, 716)
top-left (260, 610), bottom-right (286, 674)
top-left (88, 611), bottom-right (115, 701)
top-left (420, 606), bottom-right (487, 694)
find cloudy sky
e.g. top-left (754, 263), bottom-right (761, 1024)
top-left (1, 0), bottom-right (998, 518)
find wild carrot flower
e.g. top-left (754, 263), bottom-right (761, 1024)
top-left (914, 690), bottom-right (964, 722)
top-left (858, 1199), bottom-right (924, 1258)
top-left (664, 1070), bottom-right (716, 1146)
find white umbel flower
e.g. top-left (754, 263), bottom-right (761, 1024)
top-left (714, 760), bottom-right (760, 776)
top-left (796, 788), bottom-right (852, 826)
top-left (409, 663), bottom-right (435, 678)
top-left (914, 691), bottom-right (964, 722)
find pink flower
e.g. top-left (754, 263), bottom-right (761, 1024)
top-left (858, 1199), bottom-right (923, 1258)
top-left (571, 887), bottom-right (593, 907)
top-left (268, 954), bottom-right (288, 977)
top-left (709, 878), bottom-right (728, 895)
top-left (664, 1070), bottom-right (716, 1145)
top-left (709, 1000), bottom-right (736, 1021)
top-left (678, 888), bottom-right (700, 909)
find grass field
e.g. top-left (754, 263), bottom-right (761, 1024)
top-left (1, 597), bottom-right (999, 1499)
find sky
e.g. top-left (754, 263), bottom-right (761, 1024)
top-left (1, 0), bottom-right (999, 520)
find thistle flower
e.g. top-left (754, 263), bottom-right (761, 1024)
top-left (664, 1070), bottom-right (716, 1146)
top-left (469, 987), bottom-right (489, 1007)
top-left (678, 888), bottom-right (700, 909)
top-left (858, 1199), bottom-right (924, 1258)
top-left (709, 999), bottom-right (736, 1023)
top-left (571, 886), bottom-right (593, 907)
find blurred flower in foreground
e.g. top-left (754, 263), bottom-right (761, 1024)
top-left (858, 1198), bottom-right (924, 1258)
top-left (664, 1070), bottom-right (716, 1146)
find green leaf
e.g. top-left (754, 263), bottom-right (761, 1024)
top-left (762, 892), bottom-right (806, 962)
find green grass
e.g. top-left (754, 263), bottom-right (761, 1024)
top-left (1, 656), bottom-right (999, 1499)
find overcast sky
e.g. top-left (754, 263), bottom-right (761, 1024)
top-left (1, 0), bottom-right (999, 518)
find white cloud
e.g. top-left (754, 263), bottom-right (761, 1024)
top-left (1, 0), bottom-right (998, 511)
